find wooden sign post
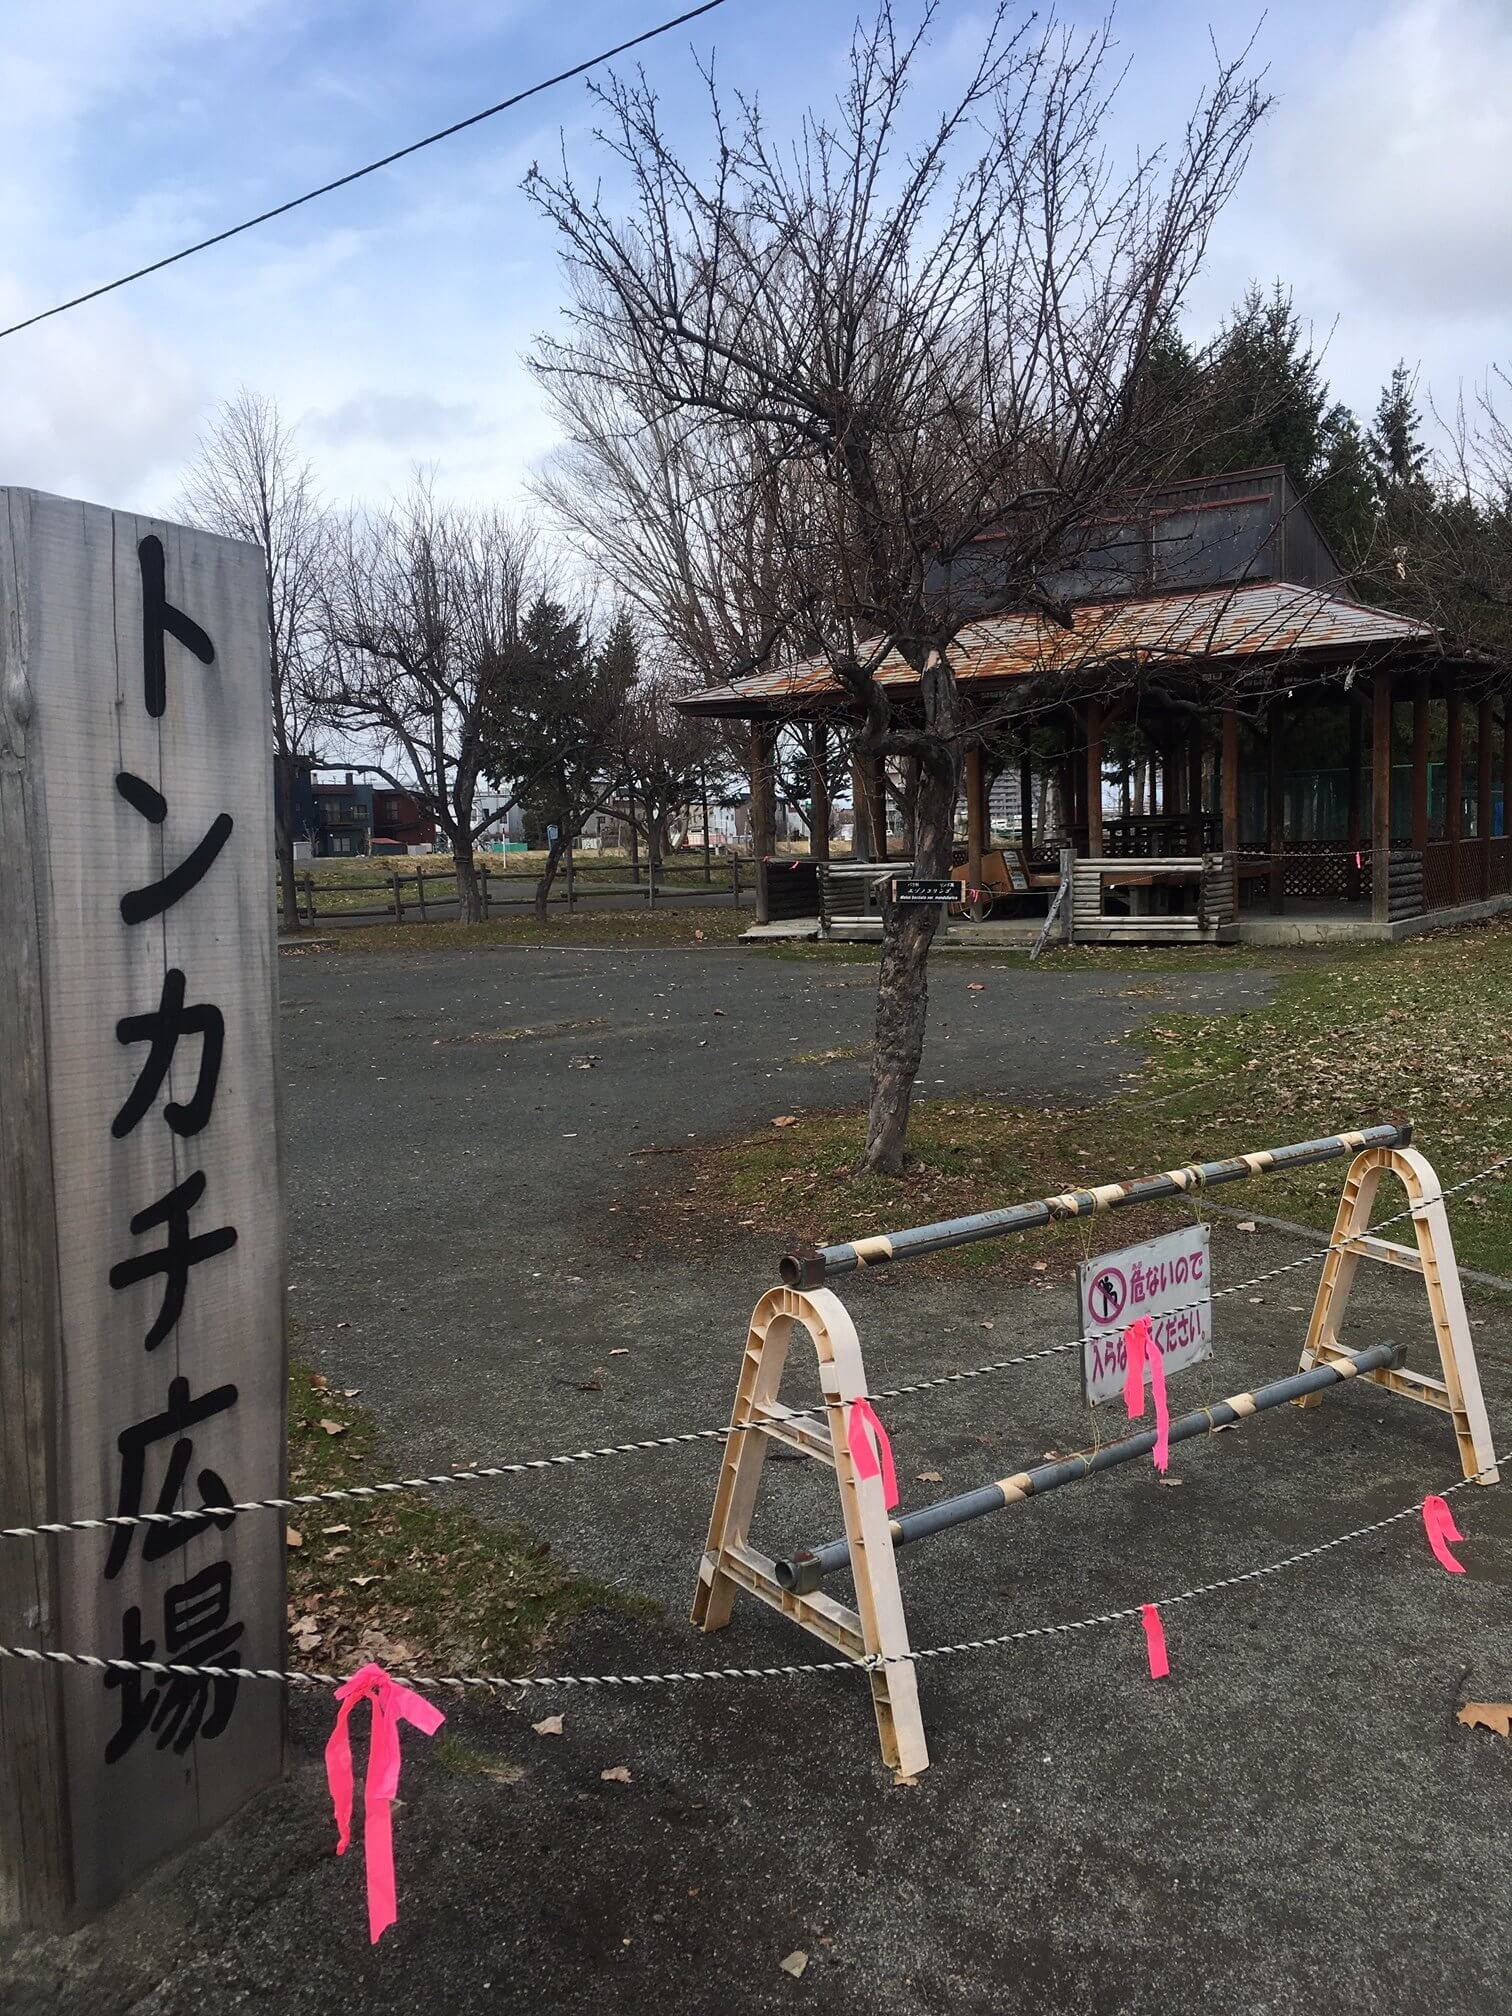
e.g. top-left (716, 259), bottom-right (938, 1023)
top-left (1, 489), bottom-right (286, 1928)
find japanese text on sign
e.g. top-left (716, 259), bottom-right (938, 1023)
top-left (1078, 1223), bottom-right (1213, 1406)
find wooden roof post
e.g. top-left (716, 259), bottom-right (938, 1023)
top-left (849, 749), bottom-right (872, 861)
top-left (1085, 698), bottom-right (1105, 857)
top-left (1372, 669), bottom-right (1393, 923)
top-left (1477, 696), bottom-right (1494, 896)
top-left (964, 743), bottom-right (985, 890)
top-left (809, 723), bottom-right (832, 862)
top-left (1346, 690), bottom-right (1364, 901)
top-left (1446, 689), bottom-right (1463, 902)
top-left (750, 720), bottom-right (776, 920)
top-left (1266, 698), bottom-right (1285, 914)
top-left (1221, 703), bottom-right (1240, 857)
top-left (1411, 672), bottom-right (1430, 852)
top-left (1019, 746), bottom-right (1034, 854)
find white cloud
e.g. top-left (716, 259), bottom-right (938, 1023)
top-left (1267, 0), bottom-right (1512, 315)
top-left (0, 282), bottom-right (205, 509)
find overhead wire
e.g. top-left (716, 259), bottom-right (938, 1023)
top-left (0, 1), bottom-right (729, 342)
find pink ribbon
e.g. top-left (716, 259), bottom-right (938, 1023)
top-left (1140, 1603), bottom-right (1170, 1679)
top-left (326, 1662), bottom-right (446, 1944)
top-left (848, 1398), bottom-right (899, 1510)
top-left (1121, 1316), bottom-right (1171, 1472)
top-left (1354, 849), bottom-right (1363, 870)
top-left (1422, 1494), bottom-right (1466, 1575)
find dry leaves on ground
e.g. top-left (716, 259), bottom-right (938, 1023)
top-left (600, 1764), bottom-right (632, 1784)
top-left (1457, 1702), bottom-right (1512, 1737)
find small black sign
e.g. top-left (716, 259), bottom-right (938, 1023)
top-left (893, 878), bottom-right (956, 904)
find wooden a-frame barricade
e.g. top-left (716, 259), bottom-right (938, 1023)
top-left (1294, 1142), bottom-right (1497, 1483)
top-left (693, 1141), bottom-right (1496, 1778)
top-left (690, 1284), bottom-right (928, 1778)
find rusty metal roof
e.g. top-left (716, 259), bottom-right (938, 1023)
top-left (677, 582), bottom-right (1439, 718)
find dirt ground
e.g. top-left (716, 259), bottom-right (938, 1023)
top-left (5, 939), bottom-right (1510, 2015)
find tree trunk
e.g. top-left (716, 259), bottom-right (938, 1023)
top-left (275, 816), bottom-right (299, 933)
top-left (272, 752), bottom-right (301, 933)
top-left (454, 842), bottom-right (484, 924)
top-left (628, 789), bottom-right (640, 882)
top-left (534, 836), bottom-right (568, 921)
top-left (862, 663), bottom-right (960, 1174)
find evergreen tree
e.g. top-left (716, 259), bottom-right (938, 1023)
top-left (1196, 282), bottom-right (1329, 480)
top-left (1311, 404), bottom-right (1378, 572)
top-left (1367, 360), bottom-right (1427, 494)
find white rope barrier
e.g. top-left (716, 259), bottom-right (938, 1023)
top-left (0, 1454), bottom-right (1500, 1696)
top-left (3, 1151), bottom-right (1506, 1547)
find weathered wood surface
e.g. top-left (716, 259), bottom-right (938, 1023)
top-left (0, 489), bottom-right (285, 1927)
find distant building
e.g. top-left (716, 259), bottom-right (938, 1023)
top-left (371, 786), bottom-right (435, 852)
top-left (311, 776), bottom-right (372, 857)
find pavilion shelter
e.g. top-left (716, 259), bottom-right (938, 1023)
top-left (676, 468), bottom-right (1509, 944)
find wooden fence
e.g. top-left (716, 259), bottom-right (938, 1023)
top-left (291, 857), bottom-right (745, 925)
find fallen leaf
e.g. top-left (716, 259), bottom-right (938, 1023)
top-left (600, 1764), bottom-right (632, 1784)
top-left (772, 1114), bottom-right (799, 1128)
top-left (1031, 1260), bottom-right (1049, 1273)
top-left (694, 929), bottom-right (705, 942)
top-left (609, 1348), bottom-right (631, 1357)
top-left (1458, 1702), bottom-right (1512, 1737)
top-left (285, 1527), bottom-right (304, 1549)
top-left (350, 1574), bottom-right (379, 1588)
top-left (325, 1523), bottom-right (352, 1536)
top-left (318, 1418), bottom-right (347, 1437)
top-left (1235, 1220), bottom-right (1258, 1234)
top-left (980, 1319), bottom-right (995, 1330)
top-left (532, 1714), bottom-right (564, 1737)
top-left (1156, 1476), bottom-right (1184, 1489)
top-left (342, 1388), bottom-right (362, 1398)
top-left (915, 1470), bottom-right (943, 1484)
top-left (310, 1371), bottom-right (330, 1388)
top-left (780, 1951), bottom-right (809, 1979)
top-left (713, 1008), bottom-right (725, 1016)
top-left (320, 1545), bottom-right (351, 1561)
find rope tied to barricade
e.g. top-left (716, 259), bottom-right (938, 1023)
top-left (2, 1148), bottom-right (1505, 1548)
top-left (0, 1453), bottom-right (1500, 1697)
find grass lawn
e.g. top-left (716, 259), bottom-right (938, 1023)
top-left (694, 916), bottom-right (1512, 1280)
top-left (284, 905), bottom-right (750, 954)
top-left (284, 1359), bottom-right (646, 1677)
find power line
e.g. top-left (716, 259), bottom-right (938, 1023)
top-left (0, 1), bottom-right (729, 343)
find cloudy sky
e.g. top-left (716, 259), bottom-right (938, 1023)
top-left (1, 0), bottom-right (1508, 519)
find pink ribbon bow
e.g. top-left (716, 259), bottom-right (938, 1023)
top-left (848, 1398), bottom-right (899, 1510)
top-left (1122, 1316), bottom-right (1171, 1472)
top-left (1140, 1603), bottom-right (1170, 1679)
top-left (1422, 1494), bottom-right (1466, 1575)
top-left (326, 1662), bottom-right (446, 1944)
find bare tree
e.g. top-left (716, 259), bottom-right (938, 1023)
top-left (617, 661), bottom-right (720, 870)
top-left (527, 4), bottom-right (1267, 1169)
top-left (177, 389), bottom-right (327, 932)
top-left (320, 482), bottom-right (538, 923)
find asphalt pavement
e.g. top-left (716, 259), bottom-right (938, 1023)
top-left (6, 939), bottom-right (1509, 2016)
